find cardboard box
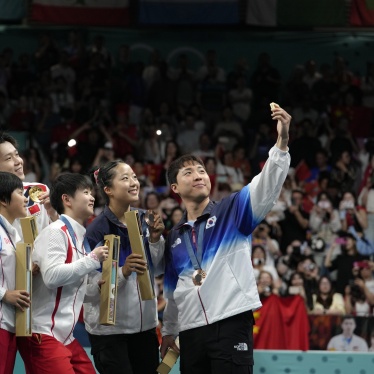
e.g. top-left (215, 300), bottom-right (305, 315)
top-left (15, 243), bottom-right (32, 336)
top-left (20, 216), bottom-right (38, 244)
top-left (125, 210), bottom-right (155, 300)
top-left (99, 234), bottom-right (120, 325)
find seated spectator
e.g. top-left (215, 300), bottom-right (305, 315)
top-left (310, 275), bottom-right (345, 315)
top-left (325, 232), bottom-right (369, 294)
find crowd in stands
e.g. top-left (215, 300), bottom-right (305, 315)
top-left (1, 30), bottom-right (374, 322)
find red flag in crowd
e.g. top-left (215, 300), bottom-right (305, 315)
top-left (253, 295), bottom-right (310, 350)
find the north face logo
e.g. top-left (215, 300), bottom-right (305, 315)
top-left (234, 343), bottom-right (248, 351)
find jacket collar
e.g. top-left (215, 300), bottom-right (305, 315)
top-left (175, 200), bottom-right (215, 230)
top-left (103, 205), bottom-right (143, 228)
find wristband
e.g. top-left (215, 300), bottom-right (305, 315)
top-left (89, 251), bottom-right (99, 262)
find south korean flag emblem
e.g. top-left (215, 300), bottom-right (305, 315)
top-left (206, 216), bottom-right (217, 229)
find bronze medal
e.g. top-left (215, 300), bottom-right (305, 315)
top-left (144, 210), bottom-right (156, 227)
top-left (29, 186), bottom-right (43, 203)
top-left (192, 269), bottom-right (206, 286)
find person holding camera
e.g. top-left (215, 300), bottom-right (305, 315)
top-left (339, 191), bottom-right (368, 235)
top-left (251, 244), bottom-right (281, 291)
top-left (309, 191), bottom-right (342, 267)
top-left (297, 256), bottom-right (320, 310)
top-left (257, 270), bottom-right (278, 298)
top-left (325, 232), bottom-right (369, 294)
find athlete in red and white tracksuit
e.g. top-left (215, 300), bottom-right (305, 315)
top-left (18, 215), bottom-right (101, 374)
top-left (0, 215), bottom-right (21, 374)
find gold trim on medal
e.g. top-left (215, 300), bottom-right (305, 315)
top-left (29, 186), bottom-right (43, 203)
top-left (192, 269), bottom-right (206, 286)
top-left (144, 210), bottom-right (156, 227)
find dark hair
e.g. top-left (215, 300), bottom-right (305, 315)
top-left (93, 160), bottom-right (127, 204)
top-left (0, 132), bottom-right (18, 148)
top-left (144, 191), bottom-right (161, 209)
top-left (50, 173), bottom-right (93, 215)
top-left (0, 172), bottom-right (23, 204)
top-left (315, 275), bottom-right (334, 310)
top-left (166, 154), bottom-right (205, 185)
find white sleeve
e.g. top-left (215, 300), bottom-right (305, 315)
top-left (33, 228), bottom-right (100, 289)
top-left (149, 236), bottom-right (165, 276)
top-left (161, 297), bottom-right (179, 338)
top-left (0, 286), bottom-right (6, 300)
top-left (84, 271), bottom-right (102, 302)
top-left (249, 146), bottom-right (290, 221)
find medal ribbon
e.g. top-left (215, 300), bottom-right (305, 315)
top-left (60, 215), bottom-right (91, 255)
top-left (183, 222), bottom-right (205, 270)
top-left (0, 216), bottom-right (16, 250)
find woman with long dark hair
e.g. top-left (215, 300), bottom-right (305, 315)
top-left (84, 160), bottom-right (165, 374)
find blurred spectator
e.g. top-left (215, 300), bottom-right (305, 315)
top-left (257, 270), bottom-right (278, 298)
top-left (298, 256), bottom-right (320, 311)
top-left (196, 49), bottom-right (225, 83)
top-left (0, 91), bottom-right (12, 129)
top-left (361, 61), bottom-right (374, 109)
top-left (302, 59), bottom-right (322, 90)
top-left (358, 153), bottom-right (374, 243)
top-left (171, 53), bottom-right (196, 109)
top-left (192, 132), bottom-right (215, 162)
top-left (23, 147), bottom-right (43, 183)
top-left (9, 95), bottom-right (34, 131)
top-left (338, 191), bottom-right (368, 236)
top-left (50, 51), bottom-right (76, 93)
top-left (34, 33), bottom-right (60, 73)
top-left (228, 74), bottom-right (252, 123)
top-left (251, 52), bottom-right (281, 109)
top-left (309, 191), bottom-right (342, 266)
top-left (285, 271), bottom-right (307, 304)
top-left (310, 276), bottom-right (345, 315)
top-left (232, 143), bottom-right (252, 184)
top-left (331, 150), bottom-right (360, 194)
top-left (213, 106), bottom-right (243, 151)
top-left (176, 112), bottom-right (202, 154)
top-left (158, 139), bottom-right (181, 186)
top-left (325, 232), bottom-right (369, 294)
top-left (327, 316), bottom-right (368, 351)
top-left (252, 244), bottom-right (280, 290)
top-left (87, 35), bottom-right (113, 68)
top-left (216, 149), bottom-right (244, 191)
top-left (279, 189), bottom-right (310, 252)
top-left (143, 49), bottom-right (162, 91)
top-left (252, 221), bottom-right (281, 267)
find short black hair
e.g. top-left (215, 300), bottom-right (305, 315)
top-left (0, 132), bottom-right (18, 148)
top-left (50, 173), bottom-right (93, 215)
top-left (0, 171), bottom-right (23, 204)
top-left (166, 154), bottom-right (205, 185)
top-left (92, 160), bottom-right (127, 204)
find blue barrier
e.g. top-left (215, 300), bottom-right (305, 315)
top-left (14, 349), bottom-right (373, 373)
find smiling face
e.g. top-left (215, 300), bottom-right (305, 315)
top-left (171, 161), bottom-right (211, 203)
top-left (66, 187), bottom-right (95, 222)
top-left (0, 141), bottom-right (24, 180)
top-left (104, 163), bottom-right (140, 206)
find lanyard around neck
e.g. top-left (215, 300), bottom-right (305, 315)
top-left (0, 216), bottom-right (16, 250)
top-left (60, 216), bottom-right (91, 255)
top-left (183, 222), bottom-right (205, 270)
